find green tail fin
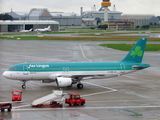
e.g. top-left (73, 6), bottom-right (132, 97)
top-left (121, 38), bottom-right (147, 63)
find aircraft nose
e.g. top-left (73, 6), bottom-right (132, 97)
top-left (3, 71), bottom-right (10, 78)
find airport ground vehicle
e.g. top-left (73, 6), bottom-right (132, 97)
top-left (0, 103), bottom-right (12, 112)
top-left (65, 93), bottom-right (85, 106)
top-left (31, 90), bottom-right (64, 108)
top-left (32, 100), bottom-right (63, 108)
top-left (12, 90), bottom-right (22, 101)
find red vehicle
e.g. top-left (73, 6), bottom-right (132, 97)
top-left (65, 94), bottom-right (85, 106)
top-left (0, 103), bottom-right (12, 112)
top-left (32, 101), bottom-right (63, 108)
top-left (12, 90), bottom-right (22, 101)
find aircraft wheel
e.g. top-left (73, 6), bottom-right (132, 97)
top-left (22, 80), bottom-right (26, 89)
top-left (77, 83), bottom-right (83, 89)
top-left (22, 85), bottom-right (26, 89)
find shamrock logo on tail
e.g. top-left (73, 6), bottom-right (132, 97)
top-left (130, 46), bottom-right (143, 58)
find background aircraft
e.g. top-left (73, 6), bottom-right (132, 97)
top-left (20, 28), bottom-right (33, 33)
top-left (34, 26), bottom-right (51, 32)
top-left (3, 38), bottom-right (150, 89)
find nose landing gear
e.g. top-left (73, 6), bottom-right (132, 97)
top-left (22, 80), bottom-right (26, 89)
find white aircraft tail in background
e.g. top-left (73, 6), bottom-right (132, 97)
top-left (35, 26), bottom-right (51, 32)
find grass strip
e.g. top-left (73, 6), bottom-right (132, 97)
top-left (1, 36), bottom-right (160, 41)
top-left (100, 44), bottom-right (160, 51)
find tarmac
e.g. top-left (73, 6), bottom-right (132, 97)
top-left (0, 39), bottom-right (160, 120)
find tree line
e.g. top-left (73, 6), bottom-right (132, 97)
top-left (136, 25), bottom-right (150, 29)
top-left (0, 13), bottom-right (13, 20)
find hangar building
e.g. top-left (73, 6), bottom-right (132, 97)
top-left (51, 12), bottom-right (82, 26)
top-left (4, 8), bottom-right (82, 26)
top-left (28, 8), bottom-right (52, 20)
top-left (5, 10), bottom-right (28, 20)
top-left (0, 20), bottom-right (59, 32)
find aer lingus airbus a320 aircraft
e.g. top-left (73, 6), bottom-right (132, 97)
top-left (3, 38), bottom-right (150, 89)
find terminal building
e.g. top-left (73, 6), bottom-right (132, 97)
top-left (120, 14), bottom-right (159, 26)
top-left (82, 6), bottom-right (122, 26)
top-left (82, 7), bottom-right (122, 21)
top-left (82, 6), bottom-right (159, 28)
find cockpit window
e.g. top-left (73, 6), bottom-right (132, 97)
top-left (9, 68), bottom-right (17, 71)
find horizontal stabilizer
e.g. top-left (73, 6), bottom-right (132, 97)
top-left (132, 65), bottom-right (150, 70)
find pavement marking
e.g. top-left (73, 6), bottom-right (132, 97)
top-left (83, 81), bottom-right (117, 92)
top-left (81, 81), bottom-right (117, 97)
top-left (12, 104), bottom-right (30, 109)
top-left (82, 90), bottom-right (115, 97)
top-left (89, 100), bottom-right (159, 103)
top-left (11, 105), bottom-right (160, 111)
top-left (79, 44), bottom-right (92, 62)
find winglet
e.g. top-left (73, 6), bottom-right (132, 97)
top-left (121, 38), bottom-right (147, 63)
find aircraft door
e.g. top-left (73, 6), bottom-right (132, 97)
top-left (120, 63), bottom-right (125, 73)
top-left (63, 67), bottom-right (69, 72)
top-left (23, 65), bottom-right (29, 75)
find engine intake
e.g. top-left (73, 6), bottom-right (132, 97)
top-left (56, 77), bottom-right (72, 87)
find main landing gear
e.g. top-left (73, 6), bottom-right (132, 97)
top-left (22, 80), bottom-right (26, 89)
top-left (77, 83), bottom-right (83, 89)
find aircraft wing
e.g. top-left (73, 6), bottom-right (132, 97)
top-left (72, 74), bottom-right (120, 80)
top-left (50, 74), bottom-right (118, 80)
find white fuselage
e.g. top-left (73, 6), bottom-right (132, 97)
top-left (3, 69), bottom-right (134, 81)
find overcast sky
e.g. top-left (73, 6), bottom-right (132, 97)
top-left (0, 0), bottom-right (160, 16)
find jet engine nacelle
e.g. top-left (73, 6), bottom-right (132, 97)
top-left (56, 77), bottom-right (72, 87)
